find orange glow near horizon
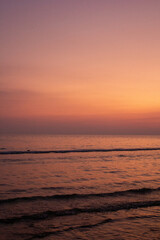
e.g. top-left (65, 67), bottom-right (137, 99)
top-left (0, 1), bottom-right (160, 134)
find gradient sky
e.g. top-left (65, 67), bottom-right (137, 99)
top-left (0, 0), bottom-right (160, 134)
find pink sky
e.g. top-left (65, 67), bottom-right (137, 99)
top-left (0, 0), bottom-right (160, 134)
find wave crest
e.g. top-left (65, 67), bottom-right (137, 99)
top-left (1, 200), bottom-right (160, 225)
top-left (1, 147), bottom-right (160, 155)
top-left (0, 187), bottom-right (160, 205)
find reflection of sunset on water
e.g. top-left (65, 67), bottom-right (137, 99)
top-left (1, 135), bottom-right (160, 239)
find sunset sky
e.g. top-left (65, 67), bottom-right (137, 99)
top-left (0, 0), bottom-right (160, 134)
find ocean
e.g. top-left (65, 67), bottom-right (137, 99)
top-left (0, 135), bottom-right (160, 240)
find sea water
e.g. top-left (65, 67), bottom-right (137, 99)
top-left (0, 135), bottom-right (160, 240)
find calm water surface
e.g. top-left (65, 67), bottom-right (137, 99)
top-left (0, 135), bottom-right (160, 240)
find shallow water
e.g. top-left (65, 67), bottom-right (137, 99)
top-left (0, 135), bottom-right (160, 239)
